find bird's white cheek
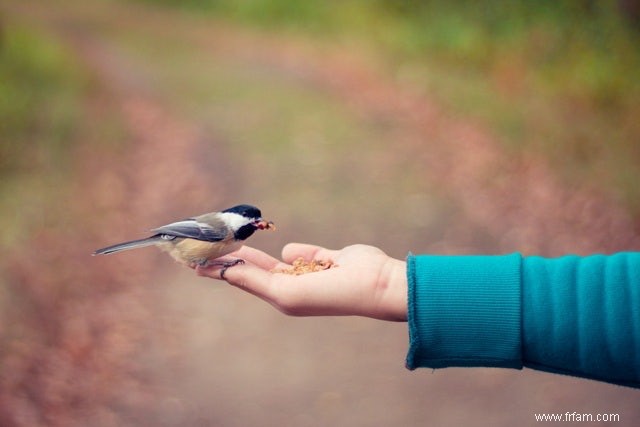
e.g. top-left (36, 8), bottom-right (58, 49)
top-left (217, 212), bottom-right (253, 230)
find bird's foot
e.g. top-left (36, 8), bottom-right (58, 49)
top-left (198, 258), bottom-right (245, 279)
top-left (219, 258), bottom-right (244, 279)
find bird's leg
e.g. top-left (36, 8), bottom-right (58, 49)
top-left (218, 259), bottom-right (245, 280)
top-left (199, 258), bottom-right (245, 279)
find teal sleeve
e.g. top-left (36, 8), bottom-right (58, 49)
top-left (406, 253), bottom-right (523, 369)
top-left (522, 253), bottom-right (640, 387)
top-left (406, 252), bottom-right (640, 388)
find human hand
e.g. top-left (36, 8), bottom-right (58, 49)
top-left (196, 244), bottom-right (408, 321)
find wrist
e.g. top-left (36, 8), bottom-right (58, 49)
top-left (380, 258), bottom-right (408, 321)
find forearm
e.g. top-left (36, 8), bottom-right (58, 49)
top-left (406, 252), bottom-right (640, 388)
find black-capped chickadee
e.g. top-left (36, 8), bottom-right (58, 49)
top-left (94, 204), bottom-right (275, 273)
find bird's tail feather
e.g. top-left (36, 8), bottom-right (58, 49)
top-left (93, 236), bottom-right (162, 255)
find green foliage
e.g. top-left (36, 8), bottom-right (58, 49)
top-left (0, 23), bottom-right (87, 249)
top-left (135, 0), bottom-right (640, 125)
top-left (137, 0), bottom-right (640, 212)
top-left (0, 24), bottom-right (84, 176)
top-left (137, 1), bottom-right (639, 69)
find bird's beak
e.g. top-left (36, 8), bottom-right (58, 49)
top-left (255, 219), bottom-right (276, 230)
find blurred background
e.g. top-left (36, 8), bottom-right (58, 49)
top-left (1, 0), bottom-right (639, 425)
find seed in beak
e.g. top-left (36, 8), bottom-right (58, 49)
top-left (256, 220), bottom-right (276, 230)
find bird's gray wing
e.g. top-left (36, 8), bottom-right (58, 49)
top-left (151, 218), bottom-right (227, 242)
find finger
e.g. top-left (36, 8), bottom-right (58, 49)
top-left (197, 261), bottom-right (361, 317)
top-left (231, 246), bottom-right (281, 270)
top-left (197, 261), bottom-right (287, 308)
top-left (195, 258), bottom-right (239, 280)
top-left (196, 259), bottom-right (274, 290)
top-left (281, 243), bottom-right (338, 264)
top-left (222, 264), bottom-right (348, 316)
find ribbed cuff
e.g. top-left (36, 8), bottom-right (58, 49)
top-left (406, 253), bottom-right (523, 370)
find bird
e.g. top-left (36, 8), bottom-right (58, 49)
top-left (94, 204), bottom-right (274, 274)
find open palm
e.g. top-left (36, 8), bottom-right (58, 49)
top-left (196, 243), bottom-right (408, 321)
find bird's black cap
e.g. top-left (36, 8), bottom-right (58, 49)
top-left (223, 204), bottom-right (262, 219)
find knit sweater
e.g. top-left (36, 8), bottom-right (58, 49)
top-left (405, 252), bottom-right (640, 388)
